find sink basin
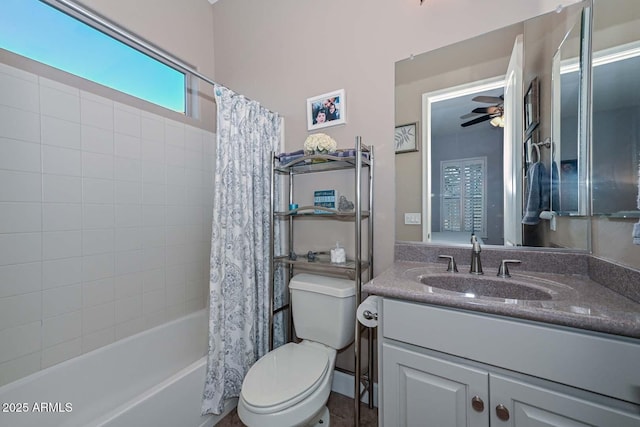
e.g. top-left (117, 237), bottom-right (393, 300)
top-left (418, 274), bottom-right (554, 300)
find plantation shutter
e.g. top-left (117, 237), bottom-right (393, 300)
top-left (441, 157), bottom-right (486, 234)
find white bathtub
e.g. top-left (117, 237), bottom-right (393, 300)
top-left (0, 310), bottom-right (236, 427)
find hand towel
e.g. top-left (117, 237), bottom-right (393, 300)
top-left (276, 149), bottom-right (305, 164)
top-left (522, 162), bottom-right (549, 225)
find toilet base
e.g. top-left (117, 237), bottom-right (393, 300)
top-left (308, 405), bottom-right (330, 426)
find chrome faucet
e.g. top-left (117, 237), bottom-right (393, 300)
top-left (438, 255), bottom-right (459, 273)
top-left (470, 234), bottom-right (483, 275)
top-left (497, 259), bottom-right (521, 277)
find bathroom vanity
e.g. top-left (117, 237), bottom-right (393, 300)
top-left (364, 247), bottom-right (640, 426)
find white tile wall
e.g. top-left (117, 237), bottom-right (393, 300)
top-left (41, 116), bottom-right (82, 149)
top-left (0, 170), bottom-right (42, 202)
top-left (0, 202), bottom-right (42, 233)
top-left (0, 138), bottom-right (41, 172)
top-left (0, 62), bottom-right (215, 386)
top-left (0, 352), bottom-right (40, 386)
top-left (42, 258), bottom-right (82, 290)
top-left (82, 327), bottom-right (115, 353)
top-left (0, 322), bottom-right (41, 364)
top-left (43, 203), bottom-right (82, 231)
top-left (43, 175), bottom-right (83, 203)
top-left (0, 262), bottom-right (41, 298)
top-left (41, 338), bottom-right (81, 369)
top-left (42, 230), bottom-right (82, 260)
top-left (42, 284), bottom-right (82, 318)
top-left (82, 125), bottom-right (114, 155)
top-left (0, 105), bottom-right (41, 143)
top-left (0, 70), bottom-right (39, 112)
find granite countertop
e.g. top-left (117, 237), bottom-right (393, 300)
top-left (363, 260), bottom-right (640, 339)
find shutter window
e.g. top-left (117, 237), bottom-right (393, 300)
top-left (441, 157), bottom-right (486, 235)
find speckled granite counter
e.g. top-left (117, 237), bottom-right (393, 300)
top-left (363, 244), bottom-right (640, 339)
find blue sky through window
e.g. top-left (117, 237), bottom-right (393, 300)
top-left (0, 0), bottom-right (186, 113)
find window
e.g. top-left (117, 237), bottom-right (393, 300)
top-left (441, 157), bottom-right (486, 235)
top-left (0, 0), bottom-right (187, 113)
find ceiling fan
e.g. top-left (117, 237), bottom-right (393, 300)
top-left (460, 95), bottom-right (504, 128)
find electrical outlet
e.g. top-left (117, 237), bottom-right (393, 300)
top-left (404, 213), bottom-right (421, 225)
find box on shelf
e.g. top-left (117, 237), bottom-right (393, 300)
top-left (314, 189), bottom-right (336, 214)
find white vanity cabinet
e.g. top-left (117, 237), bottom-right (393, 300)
top-left (382, 342), bottom-right (489, 426)
top-left (379, 298), bottom-right (640, 427)
top-left (489, 374), bottom-right (640, 426)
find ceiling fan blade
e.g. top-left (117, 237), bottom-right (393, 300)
top-left (461, 114), bottom-right (492, 127)
top-left (472, 95), bottom-right (504, 104)
top-left (460, 112), bottom-right (481, 119)
top-left (472, 106), bottom-right (501, 114)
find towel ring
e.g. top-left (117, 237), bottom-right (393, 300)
top-left (533, 143), bottom-right (540, 162)
top-left (530, 137), bottom-right (551, 163)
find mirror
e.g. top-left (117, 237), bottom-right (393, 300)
top-left (591, 0), bottom-right (640, 218)
top-left (395, 3), bottom-right (589, 249)
top-left (551, 18), bottom-right (583, 216)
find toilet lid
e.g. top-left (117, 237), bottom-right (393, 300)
top-left (241, 343), bottom-right (329, 410)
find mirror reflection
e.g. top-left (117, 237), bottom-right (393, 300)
top-left (429, 85), bottom-right (505, 246)
top-left (551, 18), bottom-right (582, 215)
top-left (591, 0), bottom-right (640, 218)
top-left (395, 3), bottom-right (588, 249)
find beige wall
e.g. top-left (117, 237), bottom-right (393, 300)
top-left (211, 0), bottom-right (580, 273)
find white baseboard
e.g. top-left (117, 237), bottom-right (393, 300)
top-left (331, 370), bottom-right (378, 408)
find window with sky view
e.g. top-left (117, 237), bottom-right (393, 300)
top-left (0, 0), bottom-right (186, 113)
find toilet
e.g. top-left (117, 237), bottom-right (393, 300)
top-left (237, 273), bottom-right (356, 427)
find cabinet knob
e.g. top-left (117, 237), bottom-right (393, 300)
top-left (471, 396), bottom-right (484, 412)
top-left (495, 404), bottom-right (510, 421)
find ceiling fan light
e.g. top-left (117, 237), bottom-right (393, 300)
top-left (490, 116), bottom-right (505, 128)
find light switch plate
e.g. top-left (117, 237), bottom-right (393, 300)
top-left (404, 213), bottom-right (421, 225)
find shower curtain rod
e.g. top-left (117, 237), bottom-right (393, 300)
top-left (41, 0), bottom-right (275, 113)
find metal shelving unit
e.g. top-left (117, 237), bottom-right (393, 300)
top-left (268, 136), bottom-right (374, 426)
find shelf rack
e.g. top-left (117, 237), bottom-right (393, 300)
top-left (268, 137), bottom-right (374, 426)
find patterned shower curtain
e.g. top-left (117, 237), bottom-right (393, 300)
top-left (202, 86), bottom-right (282, 415)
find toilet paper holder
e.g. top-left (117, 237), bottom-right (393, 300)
top-left (357, 295), bottom-right (379, 328)
top-left (362, 310), bottom-right (378, 321)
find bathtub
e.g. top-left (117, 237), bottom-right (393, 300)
top-left (0, 309), bottom-right (236, 427)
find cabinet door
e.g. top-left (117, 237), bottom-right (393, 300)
top-left (382, 342), bottom-right (489, 427)
top-left (490, 374), bottom-right (640, 427)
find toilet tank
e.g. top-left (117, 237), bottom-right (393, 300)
top-left (289, 273), bottom-right (356, 350)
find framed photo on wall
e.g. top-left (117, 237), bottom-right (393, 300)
top-left (395, 122), bottom-right (418, 154)
top-left (306, 89), bottom-right (346, 131)
top-left (524, 77), bottom-right (539, 138)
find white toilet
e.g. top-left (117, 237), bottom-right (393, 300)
top-left (237, 273), bottom-right (356, 427)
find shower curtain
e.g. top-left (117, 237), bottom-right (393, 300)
top-left (202, 86), bottom-right (282, 415)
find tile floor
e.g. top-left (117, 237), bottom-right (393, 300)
top-left (216, 392), bottom-right (378, 426)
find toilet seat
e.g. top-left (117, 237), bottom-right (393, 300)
top-left (241, 342), bottom-right (330, 414)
